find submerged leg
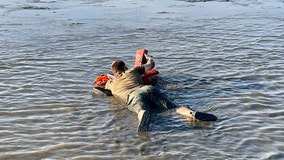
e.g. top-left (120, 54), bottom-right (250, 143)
top-left (143, 85), bottom-right (218, 122)
top-left (127, 88), bottom-right (152, 132)
top-left (137, 110), bottom-right (151, 132)
top-left (146, 86), bottom-right (178, 111)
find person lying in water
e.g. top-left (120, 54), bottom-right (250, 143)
top-left (104, 55), bottom-right (217, 132)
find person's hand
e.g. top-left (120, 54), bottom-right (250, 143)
top-left (145, 56), bottom-right (155, 70)
top-left (107, 74), bottom-right (114, 80)
top-left (145, 54), bottom-right (153, 60)
top-left (96, 84), bottom-right (105, 88)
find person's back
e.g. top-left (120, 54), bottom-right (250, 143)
top-left (105, 66), bottom-right (145, 102)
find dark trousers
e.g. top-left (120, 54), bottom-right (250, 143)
top-left (127, 85), bottom-right (178, 114)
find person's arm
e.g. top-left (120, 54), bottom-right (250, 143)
top-left (107, 74), bottom-right (115, 80)
top-left (105, 80), bottom-right (112, 90)
top-left (144, 56), bottom-right (155, 72)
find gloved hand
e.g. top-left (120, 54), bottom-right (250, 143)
top-left (145, 54), bottom-right (153, 60)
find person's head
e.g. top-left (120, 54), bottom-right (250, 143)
top-left (111, 60), bottom-right (128, 76)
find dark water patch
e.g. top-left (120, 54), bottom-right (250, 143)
top-left (26, 0), bottom-right (57, 3)
top-left (22, 5), bottom-right (51, 10)
top-left (180, 0), bottom-right (229, 2)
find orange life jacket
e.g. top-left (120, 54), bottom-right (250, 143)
top-left (93, 75), bottom-right (109, 87)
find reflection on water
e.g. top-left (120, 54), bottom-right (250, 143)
top-left (1, 0), bottom-right (284, 159)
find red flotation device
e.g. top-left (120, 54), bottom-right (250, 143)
top-left (134, 49), bottom-right (159, 84)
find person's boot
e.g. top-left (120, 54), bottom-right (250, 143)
top-left (176, 106), bottom-right (217, 121)
top-left (137, 110), bottom-right (150, 132)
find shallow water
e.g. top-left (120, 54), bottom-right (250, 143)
top-left (1, 0), bottom-right (284, 159)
